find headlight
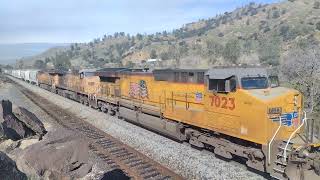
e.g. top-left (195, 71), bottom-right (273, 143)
top-left (268, 107), bottom-right (282, 114)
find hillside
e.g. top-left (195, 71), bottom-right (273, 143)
top-left (0, 43), bottom-right (68, 65)
top-left (22, 0), bottom-right (320, 70)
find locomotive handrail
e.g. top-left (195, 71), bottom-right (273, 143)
top-left (283, 111), bottom-right (307, 161)
top-left (268, 116), bottom-right (282, 165)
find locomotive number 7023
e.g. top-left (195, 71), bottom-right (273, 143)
top-left (210, 95), bottom-right (235, 110)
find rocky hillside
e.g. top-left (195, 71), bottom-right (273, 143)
top-left (21, 0), bottom-right (320, 70)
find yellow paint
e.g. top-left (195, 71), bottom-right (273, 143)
top-left (118, 73), bottom-right (303, 146)
top-left (42, 71), bottom-right (304, 146)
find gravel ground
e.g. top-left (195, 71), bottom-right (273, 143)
top-left (9, 76), bottom-right (266, 180)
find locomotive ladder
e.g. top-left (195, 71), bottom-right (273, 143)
top-left (270, 112), bottom-right (307, 180)
top-left (270, 140), bottom-right (293, 180)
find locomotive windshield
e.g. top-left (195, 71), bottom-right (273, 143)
top-left (241, 77), bottom-right (268, 89)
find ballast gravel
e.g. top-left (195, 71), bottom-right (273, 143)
top-left (10, 77), bottom-right (266, 180)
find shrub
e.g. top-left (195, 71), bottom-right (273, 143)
top-left (314, 2), bottom-right (320, 9)
top-left (316, 22), bottom-right (320, 31)
top-left (272, 10), bottom-right (280, 19)
top-left (222, 39), bottom-right (241, 64)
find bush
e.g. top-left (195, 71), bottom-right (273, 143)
top-left (150, 49), bottom-right (157, 59)
top-left (316, 22), bottom-right (320, 31)
top-left (222, 39), bottom-right (241, 64)
top-left (218, 32), bottom-right (224, 37)
top-left (33, 60), bottom-right (46, 69)
top-left (258, 35), bottom-right (281, 66)
top-left (314, 2), bottom-right (320, 9)
top-left (159, 51), bottom-right (169, 60)
top-left (272, 10), bottom-right (280, 19)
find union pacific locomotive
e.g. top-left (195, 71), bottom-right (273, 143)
top-left (5, 67), bottom-right (320, 179)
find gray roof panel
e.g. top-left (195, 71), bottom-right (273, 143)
top-left (206, 67), bottom-right (268, 79)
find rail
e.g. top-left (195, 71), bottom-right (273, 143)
top-left (268, 116), bottom-right (282, 165)
top-left (283, 111), bottom-right (307, 161)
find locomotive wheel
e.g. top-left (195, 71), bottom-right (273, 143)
top-left (109, 110), bottom-right (116, 116)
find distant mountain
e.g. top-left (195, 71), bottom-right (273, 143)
top-left (0, 43), bottom-right (68, 65)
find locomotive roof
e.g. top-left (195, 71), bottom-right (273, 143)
top-left (206, 67), bottom-right (268, 79)
top-left (95, 68), bottom-right (144, 77)
top-left (153, 69), bottom-right (208, 73)
top-left (46, 69), bottom-right (66, 75)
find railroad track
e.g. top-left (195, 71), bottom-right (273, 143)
top-left (9, 77), bottom-right (182, 180)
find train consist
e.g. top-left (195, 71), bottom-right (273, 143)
top-left (4, 68), bottom-right (320, 179)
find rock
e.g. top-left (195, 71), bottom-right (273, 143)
top-left (0, 139), bottom-right (21, 153)
top-left (13, 107), bottom-right (47, 139)
top-left (18, 129), bottom-right (92, 179)
top-left (100, 169), bottom-right (130, 180)
top-left (0, 123), bottom-right (4, 139)
top-left (0, 151), bottom-right (27, 180)
top-left (1, 100), bottom-right (13, 118)
top-left (43, 170), bottom-right (70, 180)
top-left (19, 138), bottom-right (39, 150)
top-left (0, 100), bottom-right (12, 125)
top-left (2, 114), bottom-right (35, 141)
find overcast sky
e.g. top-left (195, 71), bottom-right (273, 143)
top-left (0, 0), bottom-right (278, 44)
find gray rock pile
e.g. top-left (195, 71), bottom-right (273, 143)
top-left (0, 100), bottom-right (46, 141)
top-left (0, 151), bottom-right (27, 180)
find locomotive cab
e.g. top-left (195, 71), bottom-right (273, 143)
top-left (204, 67), bottom-right (303, 144)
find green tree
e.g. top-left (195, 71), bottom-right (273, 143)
top-left (314, 1), bottom-right (320, 9)
top-left (53, 52), bottom-right (71, 70)
top-left (316, 22), bottom-right (320, 31)
top-left (223, 39), bottom-right (241, 64)
top-left (206, 39), bottom-right (224, 57)
top-left (33, 60), bottom-right (46, 69)
top-left (136, 33), bottom-right (143, 41)
top-left (150, 49), bottom-right (157, 59)
top-left (126, 61), bottom-right (134, 68)
top-left (162, 30), bottom-right (168, 37)
top-left (258, 35), bottom-right (281, 66)
top-left (159, 51), bottom-right (170, 60)
top-left (272, 10), bottom-right (280, 19)
top-left (45, 57), bottom-right (51, 63)
top-left (16, 60), bottom-right (24, 69)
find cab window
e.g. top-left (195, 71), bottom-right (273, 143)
top-left (241, 77), bottom-right (268, 89)
top-left (208, 76), bottom-right (237, 93)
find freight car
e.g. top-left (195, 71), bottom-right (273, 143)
top-left (6, 67), bottom-right (320, 180)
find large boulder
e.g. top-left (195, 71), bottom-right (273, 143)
top-left (0, 123), bottom-right (4, 139)
top-left (17, 129), bottom-right (92, 179)
top-left (1, 100), bottom-right (12, 118)
top-left (13, 107), bottom-right (47, 139)
top-left (0, 100), bottom-right (12, 126)
top-left (2, 114), bottom-right (35, 141)
top-left (0, 100), bottom-right (46, 141)
top-left (0, 151), bottom-right (27, 180)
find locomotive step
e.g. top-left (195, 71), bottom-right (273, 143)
top-left (275, 160), bottom-right (287, 166)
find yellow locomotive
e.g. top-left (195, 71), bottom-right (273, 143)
top-left (34, 67), bottom-right (319, 179)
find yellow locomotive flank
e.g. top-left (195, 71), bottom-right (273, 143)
top-left (37, 68), bottom-right (303, 146)
top-left (115, 70), bottom-right (303, 146)
top-left (34, 67), bottom-right (311, 178)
